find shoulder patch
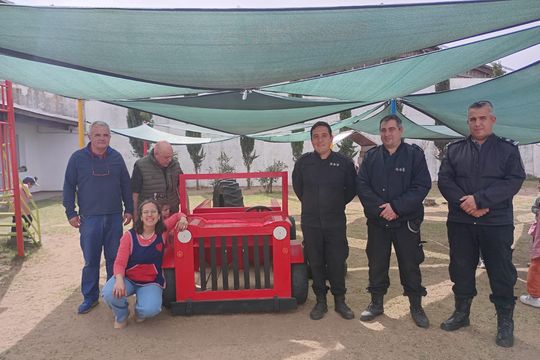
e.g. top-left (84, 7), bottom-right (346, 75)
top-left (446, 138), bottom-right (466, 147)
top-left (332, 151), bottom-right (353, 162)
top-left (366, 145), bottom-right (380, 154)
top-left (297, 152), bottom-right (312, 161)
top-left (410, 143), bottom-right (425, 153)
top-left (498, 136), bottom-right (519, 146)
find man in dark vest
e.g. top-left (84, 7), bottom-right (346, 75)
top-left (131, 140), bottom-right (183, 219)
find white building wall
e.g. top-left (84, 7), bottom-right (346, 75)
top-left (15, 122), bottom-right (79, 191)
top-left (12, 85), bottom-right (80, 192)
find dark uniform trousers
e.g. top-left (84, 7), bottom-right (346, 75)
top-left (302, 224), bottom-right (348, 296)
top-left (366, 219), bottom-right (427, 297)
top-left (447, 222), bottom-right (516, 307)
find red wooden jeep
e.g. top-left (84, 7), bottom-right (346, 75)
top-left (162, 172), bottom-right (307, 315)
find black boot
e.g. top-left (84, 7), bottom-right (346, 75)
top-left (334, 295), bottom-right (354, 320)
top-left (440, 297), bottom-right (472, 331)
top-left (495, 305), bottom-right (514, 348)
top-left (360, 294), bottom-right (384, 321)
top-left (409, 296), bottom-right (429, 328)
top-left (309, 294), bottom-right (328, 320)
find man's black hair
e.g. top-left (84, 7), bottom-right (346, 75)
top-left (310, 121), bottom-right (332, 138)
top-left (379, 114), bottom-right (402, 129)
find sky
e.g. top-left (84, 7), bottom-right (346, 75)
top-left (11, 0), bottom-right (540, 70)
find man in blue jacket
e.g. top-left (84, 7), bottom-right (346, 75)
top-left (63, 121), bottom-right (134, 314)
top-left (357, 114), bottom-right (431, 328)
top-left (292, 121), bottom-right (357, 320)
top-left (438, 101), bottom-right (525, 347)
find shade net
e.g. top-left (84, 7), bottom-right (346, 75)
top-left (111, 123), bottom-right (235, 144)
top-left (347, 106), bottom-right (463, 140)
top-left (403, 61), bottom-right (540, 144)
top-left (264, 25), bottom-right (540, 102)
top-left (110, 91), bottom-right (366, 135)
top-left (1, 1), bottom-right (539, 89)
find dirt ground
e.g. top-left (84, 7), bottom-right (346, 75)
top-left (0, 184), bottom-right (539, 360)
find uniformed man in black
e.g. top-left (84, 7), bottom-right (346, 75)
top-left (438, 101), bottom-right (525, 347)
top-left (357, 114), bottom-right (431, 328)
top-left (292, 121), bottom-right (357, 320)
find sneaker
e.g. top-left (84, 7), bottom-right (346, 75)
top-left (114, 318), bottom-right (128, 329)
top-left (134, 314), bottom-right (146, 323)
top-left (519, 294), bottom-right (540, 308)
top-left (77, 300), bottom-right (98, 314)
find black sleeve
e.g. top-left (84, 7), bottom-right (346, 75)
top-left (356, 152), bottom-right (385, 214)
top-left (474, 146), bottom-right (525, 208)
top-left (292, 160), bottom-right (303, 201)
top-left (131, 163), bottom-right (143, 194)
top-left (344, 159), bottom-right (357, 204)
top-left (437, 145), bottom-right (466, 205)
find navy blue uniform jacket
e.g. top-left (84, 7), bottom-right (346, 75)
top-left (438, 134), bottom-right (525, 225)
top-left (292, 151), bottom-right (357, 228)
top-left (357, 142), bottom-right (431, 227)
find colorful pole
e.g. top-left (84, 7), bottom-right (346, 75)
top-left (77, 99), bottom-right (85, 148)
top-left (6, 81), bottom-right (24, 256)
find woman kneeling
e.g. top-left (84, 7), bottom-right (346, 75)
top-left (102, 199), bottom-right (188, 328)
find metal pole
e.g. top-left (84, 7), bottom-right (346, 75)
top-left (6, 81), bottom-right (24, 257)
top-left (143, 141), bottom-right (148, 155)
top-left (390, 99), bottom-right (397, 114)
top-left (77, 99), bottom-right (85, 148)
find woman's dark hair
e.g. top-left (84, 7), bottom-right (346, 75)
top-left (134, 199), bottom-right (166, 235)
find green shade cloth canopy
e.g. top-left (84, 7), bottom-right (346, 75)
top-left (347, 106), bottom-right (463, 139)
top-left (111, 123), bottom-right (235, 144)
top-left (265, 25), bottom-right (540, 101)
top-left (0, 54), bottom-right (204, 100)
top-left (251, 104), bottom-right (384, 142)
top-left (109, 91), bottom-right (366, 135)
top-left (403, 61), bottom-right (540, 144)
top-left (1, 1), bottom-right (539, 89)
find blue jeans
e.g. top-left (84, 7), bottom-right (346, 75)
top-left (79, 213), bottom-right (123, 303)
top-left (102, 277), bottom-right (163, 322)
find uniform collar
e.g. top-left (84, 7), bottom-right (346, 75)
top-left (313, 150), bottom-right (334, 160)
top-left (467, 133), bottom-right (496, 146)
top-left (382, 141), bottom-right (404, 157)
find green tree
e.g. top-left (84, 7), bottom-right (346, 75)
top-left (186, 130), bottom-right (206, 190)
top-left (491, 61), bottom-right (506, 77)
top-left (336, 110), bottom-right (358, 159)
top-left (240, 136), bottom-right (259, 189)
top-left (291, 129), bottom-right (304, 162)
top-left (217, 151), bottom-right (235, 174)
top-left (258, 160), bottom-right (287, 193)
top-left (289, 93), bottom-right (305, 163)
top-left (126, 109), bottom-right (153, 158)
top-left (433, 80), bottom-right (452, 160)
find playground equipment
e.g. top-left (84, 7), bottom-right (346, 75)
top-left (0, 80), bottom-right (40, 256)
top-left (162, 172), bottom-right (307, 315)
